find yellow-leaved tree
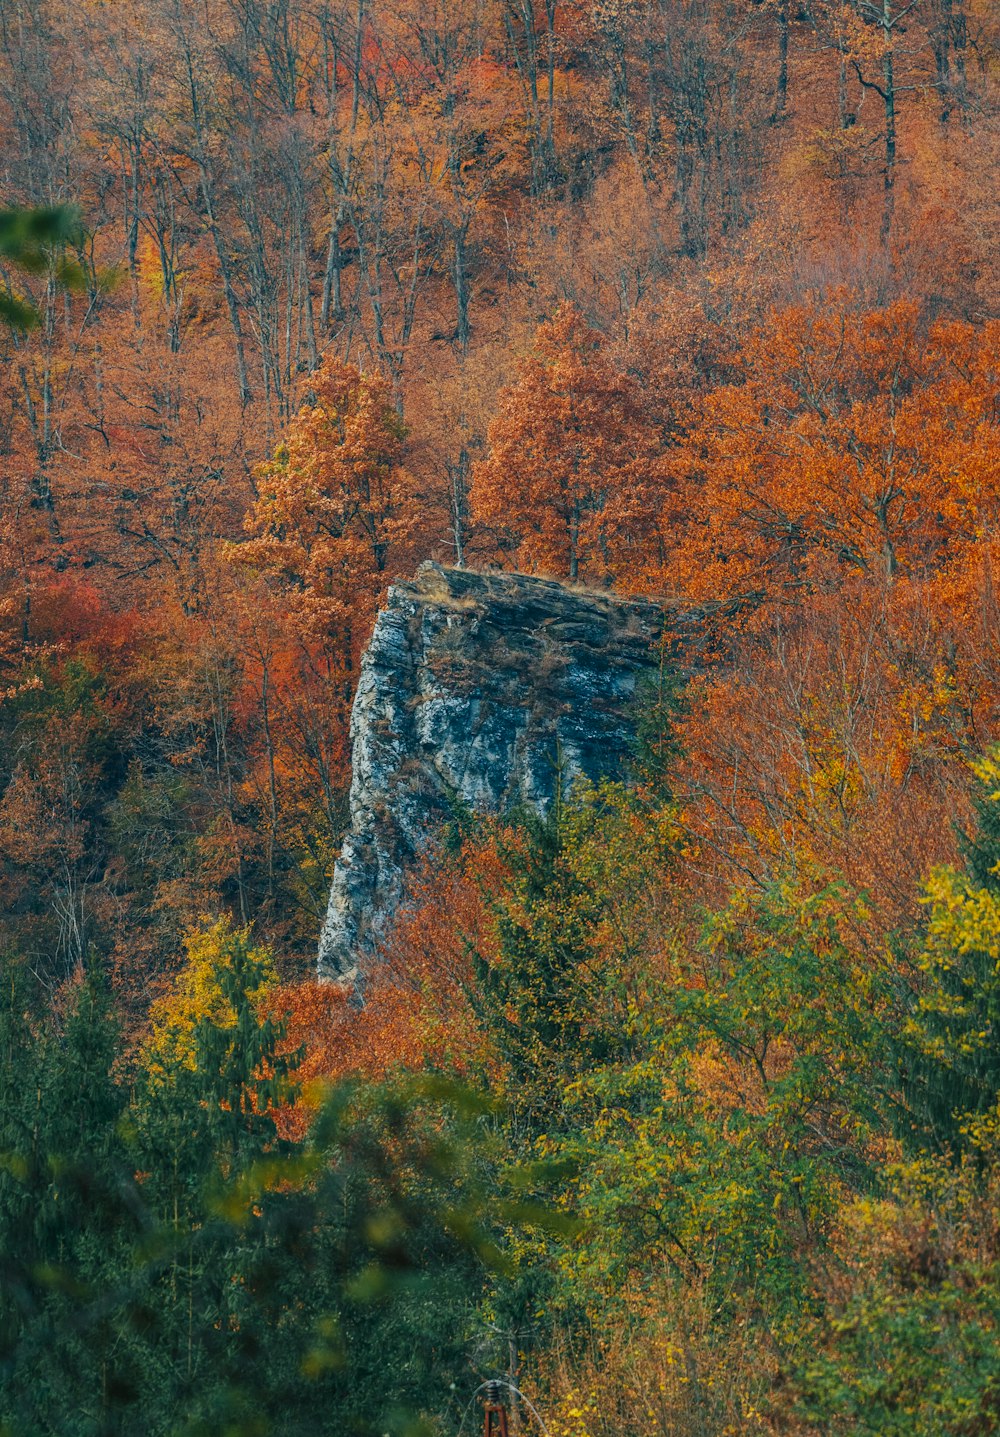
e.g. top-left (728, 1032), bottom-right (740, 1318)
top-left (144, 916), bottom-right (277, 1082)
top-left (904, 750), bottom-right (1000, 1155)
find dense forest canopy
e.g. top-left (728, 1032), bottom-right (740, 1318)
top-left (0, 0), bottom-right (999, 1430)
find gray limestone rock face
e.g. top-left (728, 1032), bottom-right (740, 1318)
top-left (317, 562), bottom-right (668, 983)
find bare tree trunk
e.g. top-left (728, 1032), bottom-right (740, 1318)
top-left (772, 0), bottom-right (789, 122)
top-left (447, 446), bottom-right (469, 566)
top-left (880, 17), bottom-right (897, 245)
top-left (175, 26), bottom-right (253, 404)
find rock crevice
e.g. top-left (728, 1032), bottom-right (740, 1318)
top-left (318, 563), bottom-right (667, 982)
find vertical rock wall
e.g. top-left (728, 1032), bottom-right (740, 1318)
top-left (318, 563), bottom-right (668, 982)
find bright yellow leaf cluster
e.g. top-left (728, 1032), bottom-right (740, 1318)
top-left (143, 916), bottom-right (277, 1081)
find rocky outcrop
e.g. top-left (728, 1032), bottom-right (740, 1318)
top-left (318, 562), bottom-right (671, 983)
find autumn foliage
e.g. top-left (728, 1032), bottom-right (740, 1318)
top-left (1, 0), bottom-right (1000, 1429)
top-left (472, 304), bottom-right (672, 581)
top-left (239, 359), bottom-right (418, 652)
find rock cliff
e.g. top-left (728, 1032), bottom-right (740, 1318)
top-left (318, 562), bottom-right (669, 983)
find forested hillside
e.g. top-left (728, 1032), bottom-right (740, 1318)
top-left (0, 0), bottom-right (999, 1430)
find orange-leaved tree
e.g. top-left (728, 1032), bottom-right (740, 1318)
top-left (236, 357), bottom-right (421, 669)
top-left (228, 359), bottom-right (425, 948)
top-left (472, 303), bottom-right (670, 583)
top-left (672, 298), bottom-right (1000, 610)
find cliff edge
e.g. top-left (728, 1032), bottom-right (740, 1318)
top-left (318, 562), bottom-right (669, 982)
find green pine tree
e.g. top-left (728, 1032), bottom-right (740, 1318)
top-left (0, 964), bottom-right (143, 1435)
